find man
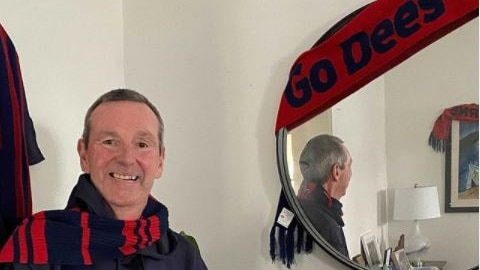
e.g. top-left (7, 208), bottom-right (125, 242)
top-left (0, 89), bottom-right (208, 269)
top-left (297, 134), bottom-right (352, 257)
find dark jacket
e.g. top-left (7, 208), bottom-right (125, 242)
top-left (0, 213), bottom-right (7, 250)
top-left (1, 175), bottom-right (207, 270)
top-left (298, 188), bottom-right (349, 258)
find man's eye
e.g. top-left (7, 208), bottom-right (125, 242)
top-left (138, 142), bottom-right (150, 148)
top-left (102, 139), bottom-right (115, 145)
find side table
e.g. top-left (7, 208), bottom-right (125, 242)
top-left (422, 261), bottom-right (447, 270)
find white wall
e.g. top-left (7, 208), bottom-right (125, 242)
top-left (332, 77), bottom-right (388, 257)
top-left (385, 19), bottom-right (479, 270)
top-left (1, 1), bottom-right (372, 270)
top-left (0, 0), bottom-right (125, 209)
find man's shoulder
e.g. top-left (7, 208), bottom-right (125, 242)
top-left (160, 229), bottom-right (207, 269)
top-left (167, 229), bottom-right (202, 255)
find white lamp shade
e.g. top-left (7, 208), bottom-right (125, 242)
top-left (393, 186), bottom-right (441, 220)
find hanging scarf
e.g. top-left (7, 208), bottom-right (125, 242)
top-left (0, 186), bottom-right (168, 265)
top-left (269, 190), bottom-right (313, 269)
top-left (0, 23), bottom-right (45, 248)
top-left (428, 103), bottom-right (479, 152)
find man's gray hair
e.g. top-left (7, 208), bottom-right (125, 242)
top-left (299, 134), bottom-right (347, 185)
top-left (81, 88), bottom-right (164, 149)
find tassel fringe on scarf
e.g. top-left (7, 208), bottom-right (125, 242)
top-left (269, 191), bottom-right (313, 268)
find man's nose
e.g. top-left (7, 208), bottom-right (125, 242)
top-left (116, 145), bottom-right (136, 165)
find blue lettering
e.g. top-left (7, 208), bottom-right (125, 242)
top-left (371, 19), bottom-right (397, 53)
top-left (395, 1), bottom-right (421, 38)
top-left (341, 32), bottom-right (372, 75)
top-left (309, 59), bottom-right (337, 93)
top-left (284, 63), bottom-right (312, 108)
top-left (418, 0), bottom-right (445, 23)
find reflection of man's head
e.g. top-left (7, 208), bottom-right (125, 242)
top-left (299, 134), bottom-right (352, 199)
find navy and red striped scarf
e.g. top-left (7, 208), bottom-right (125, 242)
top-left (0, 178), bottom-right (168, 266)
top-left (0, 22), bottom-right (45, 246)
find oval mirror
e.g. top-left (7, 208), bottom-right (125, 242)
top-left (275, 0), bottom-right (478, 269)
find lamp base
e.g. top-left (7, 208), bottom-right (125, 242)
top-left (405, 220), bottom-right (430, 267)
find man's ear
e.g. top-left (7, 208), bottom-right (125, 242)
top-left (77, 138), bottom-right (90, 173)
top-left (332, 164), bottom-right (341, 181)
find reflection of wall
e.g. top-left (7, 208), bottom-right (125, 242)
top-left (385, 19), bottom-right (479, 270)
top-left (332, 77), bottom-right (388, 258)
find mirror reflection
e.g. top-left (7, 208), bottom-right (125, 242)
top-left (285, 18), bottom-right (478, 269)
top-left (294, 134), bottom-right (353, 258)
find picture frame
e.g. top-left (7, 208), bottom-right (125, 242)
top-left (392, 249), bottom-right (412, 270)
top-left (352, 254), bottom-right (366, 267)
top-left (360, 231), bottom-right (382, 268)
top-left (383, 247), bottom-right (392, 267)
top-left (445, 120), bottom-right (479, 212)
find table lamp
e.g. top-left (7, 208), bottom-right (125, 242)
top-left (393, 185), bottom-right (441, 266)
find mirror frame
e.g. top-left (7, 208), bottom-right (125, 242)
top-left (275, 0), bottom-right (478, 269)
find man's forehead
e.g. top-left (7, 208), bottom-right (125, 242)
top-left (91, 102), bottom-right (156, 121)
top-left (90, 102), bottom-right (159, 133)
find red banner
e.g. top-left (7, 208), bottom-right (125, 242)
top-left (275, 0), bottom-right (478, 133)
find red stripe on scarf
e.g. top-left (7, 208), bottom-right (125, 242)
top-left (120, 220), bottom-right (137, 255)
top-left (0, 236), bottom-right (14, 262)
top-left (31, 212), bottom-right (48, 264)
top-left (80, 212), bottom-right (92, 265)
top-left (18, 223), bottom-right (27, 263)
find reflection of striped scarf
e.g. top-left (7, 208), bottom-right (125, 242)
top-left (429, 103), bottom-right (479, 152)
top-left (0, 197), bottom-right (168, 265)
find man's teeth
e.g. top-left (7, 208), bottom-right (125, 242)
top-left (110, 173), bottom-right (139, 181)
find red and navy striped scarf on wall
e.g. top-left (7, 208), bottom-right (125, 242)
top-left (0, 23), bottom-right (45, 245)
top-left (0, 196), bottom-right (168, 265)
top-left (429, 103), bottom-right (479, 152)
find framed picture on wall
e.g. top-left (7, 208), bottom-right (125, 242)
top-left (360, 231), bottom-right (382, 268)
top-left (445, 120), bottom-right (479, 212)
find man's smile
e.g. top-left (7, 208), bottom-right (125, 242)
top-left (109, 172), bottom-right (140, 181)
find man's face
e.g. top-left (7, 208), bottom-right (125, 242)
top-left (77, 101), bottom-right (164, 216)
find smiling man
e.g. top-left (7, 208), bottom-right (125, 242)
top-left (0, 89), bottom-right (208, 270)
top-left (78, 98), bottom-right (165, 221)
